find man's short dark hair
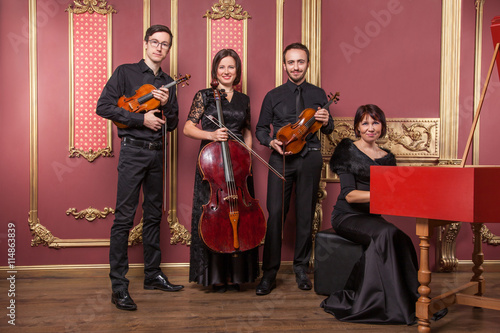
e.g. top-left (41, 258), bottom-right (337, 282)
top-left (283, 43), bottom-right (310, 63)
top-left (144, 25), bottom-right (173, 48)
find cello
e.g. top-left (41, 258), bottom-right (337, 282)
top-left (198, 82), bottom-right (266, 253)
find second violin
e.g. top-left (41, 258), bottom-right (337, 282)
top-left (276, 91), bottom-right (340, 154)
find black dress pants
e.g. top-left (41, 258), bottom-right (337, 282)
top-left (109, 143), bottom-right (164, 292)
top-left (261, 150), bottom-right (323, 279)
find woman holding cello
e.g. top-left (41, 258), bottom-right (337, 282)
top-left (183, 49), bottom-right (261, 292)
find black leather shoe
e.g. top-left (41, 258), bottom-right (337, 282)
top-left (256, 278), bottom-right (276, 296)
top-left (111, 289), bottom-right (137, 311)
top-left (295, 271), bottom-right (312, 290)
top-left (144, 273), bottom-right (184, 292)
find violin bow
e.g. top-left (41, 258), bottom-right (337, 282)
top-left (204, 114), bottom-right (285, 181)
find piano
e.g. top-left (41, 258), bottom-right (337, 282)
top-left (369, 15), bottom-right (500, 333)
top-left (370, 166), bottom-right (500, 332)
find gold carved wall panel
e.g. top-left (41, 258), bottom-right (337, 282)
top-left (204, 0), bottom-right (249, 93)
top-left (67, 0), bottom-right (114, 162)
top-left (321, 118), bottom-right (440, 181)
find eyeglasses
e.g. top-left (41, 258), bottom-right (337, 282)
top-left (148, 39), bottom-right (170, 50)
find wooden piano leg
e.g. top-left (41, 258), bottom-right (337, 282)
top-left (416, 218), bottom-right (432, 333)
top-left (471, 223), bottom-right (484, 297)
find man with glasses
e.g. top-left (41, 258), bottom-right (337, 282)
top-left (97, 24), bottom-right (183, 311)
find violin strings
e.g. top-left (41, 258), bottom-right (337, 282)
top-left (204, 115), bottom-right (285, 181)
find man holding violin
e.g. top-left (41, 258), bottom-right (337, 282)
top-left (96, 24), bottom-right (183, 311)
top-left (255, 42), bottom-right (334, 295)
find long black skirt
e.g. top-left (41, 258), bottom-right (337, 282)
top-left (320, 213), bottom-right (419, 325)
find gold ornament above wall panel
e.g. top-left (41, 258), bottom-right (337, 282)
top-left (321, 117), bottom-right (440, 181)
top-left (66, 206), bottom-right (115, 222)
top-left (204, 0), bottom-right (250, 20)
top-left (204, 1), bottom-right (249, 93)
top-left (66, 0), bottom-right (117, 15)
top-left (67, 2), bottom-right (114, 162)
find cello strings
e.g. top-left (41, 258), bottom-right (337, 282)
top-left (221, 142), bottom-right (237, 213)
top-left (204, 115), bottom-right (285, 181)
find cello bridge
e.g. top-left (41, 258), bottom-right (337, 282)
top-left (223, 195), bottom-right (238, 201)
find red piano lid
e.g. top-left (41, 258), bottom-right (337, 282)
top-left (491, 17), bottom-right (500, 80)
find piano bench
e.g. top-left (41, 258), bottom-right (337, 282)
top-left (313, 228), bottom-right (364, 296)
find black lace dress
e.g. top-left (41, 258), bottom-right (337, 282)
top-left (187, 88), bottom-right (260, 286)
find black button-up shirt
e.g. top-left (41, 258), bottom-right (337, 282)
top-left (96, 59), bottom-right (179, 142)
top-left (256, 79), bottom-right (334, 150)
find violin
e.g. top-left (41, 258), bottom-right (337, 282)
top-left (198, 82), bottom-right (266, 253)
top-left (113, 74), bottom-right (191, 128)
top-left (276, 91), bottom-right (340, 154)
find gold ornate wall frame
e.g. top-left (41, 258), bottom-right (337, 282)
top-left (204, 0), bottom-right (250, 93)
top-left (28, 0), bottom-right (122, 248)
top-left (275, 0), bottom-right (284, 86)
top-left (67, 0), bottom-right (114, 162)
top-left (302, 0), bottom-right (321, 87)
top-left (320, 117), bottom-right (440, 181)
top-left (66, 206), bottom-right (115, 222)
top-left (166, 0), bottom-right (191, 246)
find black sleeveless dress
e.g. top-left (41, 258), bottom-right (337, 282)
top-left (320, 138), bottom-right (419, 325)
top-left (187, 88), bottom-right (260, 286)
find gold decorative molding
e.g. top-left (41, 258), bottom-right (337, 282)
top-left (310, 179), bottom-right (327, 267)
top-left (168, 213), bottom-right (192, 245)
top-left (321, 117), bottom-right (440, 181)
top-left (436, 222), bottom-right (461, 272)
top-left (479, 224), bottom-right (500, 245)
top-left (275, 0), bottom-right (284, 86)
top-left (129, 220), bottom-right (143, 245)
top-left (66, 206), bottom-right (115, 222)
top-left (205, 2), bottom-right (249, 92)
top-left (29, 0), bottom-right (45, 247)
top-left (439, 0), bottom-right (461, 164)
top-left (472, 0), bottom-right (485, 165)
top-left (302, 0), bottom-right (321, 87)
top-left (27, 0), bottom-right (133, 248)
top-left (29, 212), bottom-right (56, 247)
top-left (67, 4), bottom-right (114, 162)
top-left (66, 0), bottom-right (117, 15)
top-left (203, 0), bottom-right (250, 20)
top-left (69, 147), bottom-right (112, 162)
top-left (142, 0), bottom-right (150, 59)
top-left (168, 0), bottom-right (191, 245)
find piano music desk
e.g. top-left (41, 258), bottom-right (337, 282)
top-left (370, 166), bottom-right (500, 333)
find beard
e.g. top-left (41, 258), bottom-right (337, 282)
top-left (286, 68), bottom-right (306, 84)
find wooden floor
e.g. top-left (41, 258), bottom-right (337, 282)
top-left (1, 263), bottom-right (499, 333)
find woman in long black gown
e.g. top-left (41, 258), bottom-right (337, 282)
top-left (321, 104), bottom-right (420, 324)
top-left (183, 49), bottom-right (259, 292)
